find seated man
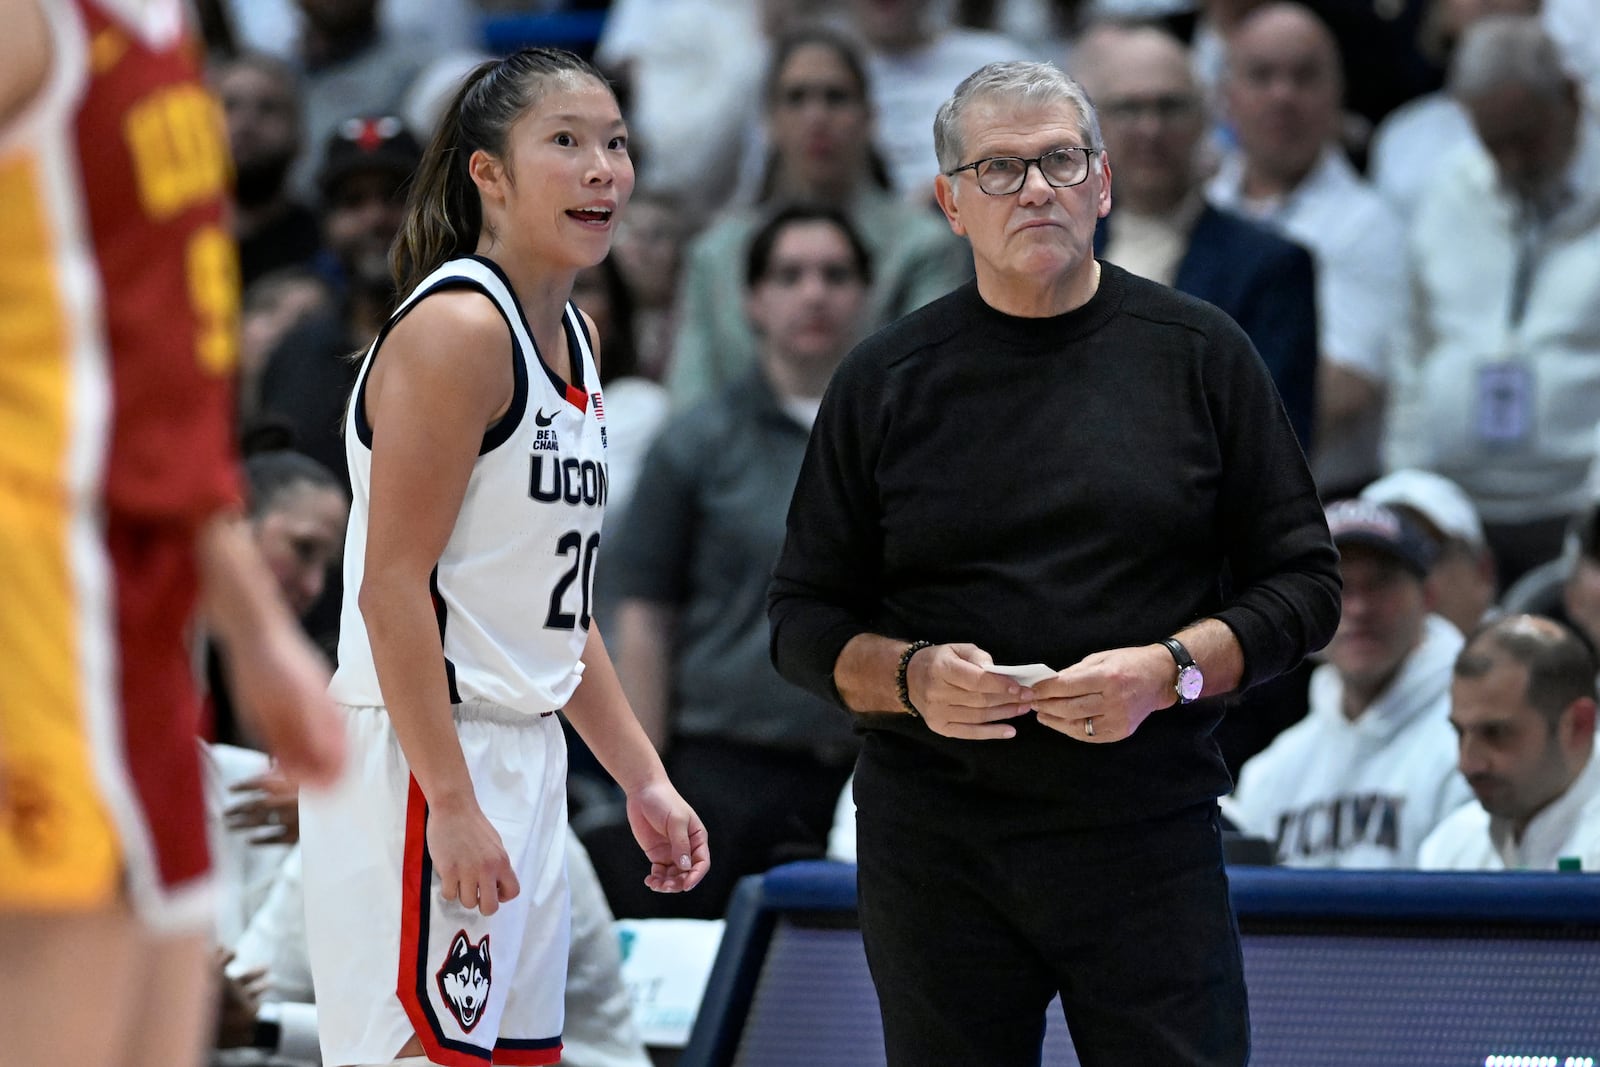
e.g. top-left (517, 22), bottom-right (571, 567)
top-left (1420, 614), bottom-right (1600, 870)
top-left (1080, 22), bottom-right (1320, 450)
top-left (1362, 468), bottom-right (1499, 636)
top-left (1209, 2), bottom-right (1407, 496)
top-left (1226, 500), bottom-right (1473, 866)
top-left (1385, 15), bottom-right (1600, 583)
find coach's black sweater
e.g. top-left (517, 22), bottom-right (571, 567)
top-left (768, 264), bottom-right (1341, 831)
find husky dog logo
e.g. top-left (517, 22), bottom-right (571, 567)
top-left (436, 931), bottom-right (492, 1032)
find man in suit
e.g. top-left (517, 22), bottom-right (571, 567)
top-left (1080, 22), bottom-right (1319, 449)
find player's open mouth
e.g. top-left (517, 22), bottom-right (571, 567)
top-left (568, 207), bottom-right (613, 226)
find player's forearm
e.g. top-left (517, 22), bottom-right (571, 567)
top-left (198, 513), bottom-right (296, 649)
top-left (0, 0), bottom-right (50, 132)
top-left (359, 575), bottom-right (476, 810)
top-left (564, 625), bottom-right (671, 795)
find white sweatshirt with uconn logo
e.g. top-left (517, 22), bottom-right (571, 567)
top-left (1224, 615), bottom-right (1473, 868)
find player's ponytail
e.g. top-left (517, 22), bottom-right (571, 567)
top-left (390, 48), bottom-right (613, 299)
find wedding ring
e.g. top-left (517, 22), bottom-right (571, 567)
top-left (1084, 718), bottom-right (1096, 737)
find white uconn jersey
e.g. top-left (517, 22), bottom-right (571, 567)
top-left (331, 256), bottom-right (608, 717)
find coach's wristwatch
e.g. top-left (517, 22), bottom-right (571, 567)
top-left (1160, 637), bottom-right (1204, 704)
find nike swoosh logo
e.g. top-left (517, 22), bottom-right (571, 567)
top-left (535, 409), bottom-right (556, 427)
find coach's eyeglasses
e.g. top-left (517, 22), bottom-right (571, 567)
top-left (944, 146), bottom-right (1098, 196)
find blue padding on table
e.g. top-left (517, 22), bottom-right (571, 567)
top-left (682, 862), bottom-right (1600, 1067)
top-left (1228, 865), bottom-right (1600, 923)
top-left (753, 860), bottom-right (1600, 924)
top-left (756, 860), bottom-right (858, 911)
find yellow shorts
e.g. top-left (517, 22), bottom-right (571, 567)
top-left (0, 476), bottom-right (122, 910)
top-left (0, 478), bottom-right (212, 929)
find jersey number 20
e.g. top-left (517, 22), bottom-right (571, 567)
top-left (545, 530), bottom-right (600, 631)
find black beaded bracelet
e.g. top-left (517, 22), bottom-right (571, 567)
top-left (896, 640), bottom-right (933, 718)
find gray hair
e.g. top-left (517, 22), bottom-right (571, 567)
top-left (933, 61), bottom-right (1104, 173)
top-left (1449, 15), bottom-right (1572, 104)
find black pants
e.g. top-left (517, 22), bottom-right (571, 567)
top-left (855, 779), bottom-right (1249, 1067)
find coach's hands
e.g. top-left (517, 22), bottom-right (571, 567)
top-left (907, 643), bottom-right (1035, 740)
top-left (430, 797), bottom-right (521, 916)
top-left (1030, 644), bottom-right (1174, 743)
top-left (626, 779), bottom-right (709, 893)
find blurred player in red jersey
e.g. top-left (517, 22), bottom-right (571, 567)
top-left (0, 2), bottom-right (344, 1065)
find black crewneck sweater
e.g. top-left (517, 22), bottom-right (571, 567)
top-left (769, 263), bottom-right (1340, 830)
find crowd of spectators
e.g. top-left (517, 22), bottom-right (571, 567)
top-left (194, 0), bottom-right (1600, 1061)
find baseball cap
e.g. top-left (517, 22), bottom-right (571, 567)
top-left (316, 115), bottom-right (423, 198)
top-left (1361, 469), bottom-right (1487, 550)
top-left (1325, 498), bottom-right (1438, 579)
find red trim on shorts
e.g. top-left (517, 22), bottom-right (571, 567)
top-left (493, 1040), bottom-right (563, 1065)
top-left (397, 776), bottom-right (431, 1052)
top-left (397, 776), bottom-right (492, 1067)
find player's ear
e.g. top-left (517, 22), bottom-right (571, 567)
top-left (468, 148), bottom-right (506, 203)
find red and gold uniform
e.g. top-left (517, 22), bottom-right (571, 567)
top-left (0, 0), bottom-right (241, 929)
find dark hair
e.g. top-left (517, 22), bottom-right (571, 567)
top-left (243, 449), bottom-right (345, 519)
top-left (390, 48), bottom-right (614, 298)
top-left (1455, 614), bottom-right (1599, 727)
top-left (744, 203), bottom-right (873, 289)
top-left (757, 24), bottom-right (893, 199)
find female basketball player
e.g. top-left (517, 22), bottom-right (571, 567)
top-left (297, 49), bottom-right (709, 1067)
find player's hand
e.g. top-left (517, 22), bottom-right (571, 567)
top-left (427, 797), bottom-right (520, 916)
top-left (225, 768), bottom-right (300, 846)
top-left (907, 643), bottom-right (1034, 740)
top-left (625, 779), bottom-right (709, 894)
top-left (1031, 644), bottom-right (1174, 743)
top-left (228, 619), bottom-right (345, 789)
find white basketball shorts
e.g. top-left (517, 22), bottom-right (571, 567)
top-left (300, 702), bottom-right (571, 1066)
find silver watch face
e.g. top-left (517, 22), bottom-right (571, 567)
top-left (1177, 665), bottom-right (1204, 702)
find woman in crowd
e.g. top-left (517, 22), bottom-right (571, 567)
top-left (666, 23), bottom-right (972, 405)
